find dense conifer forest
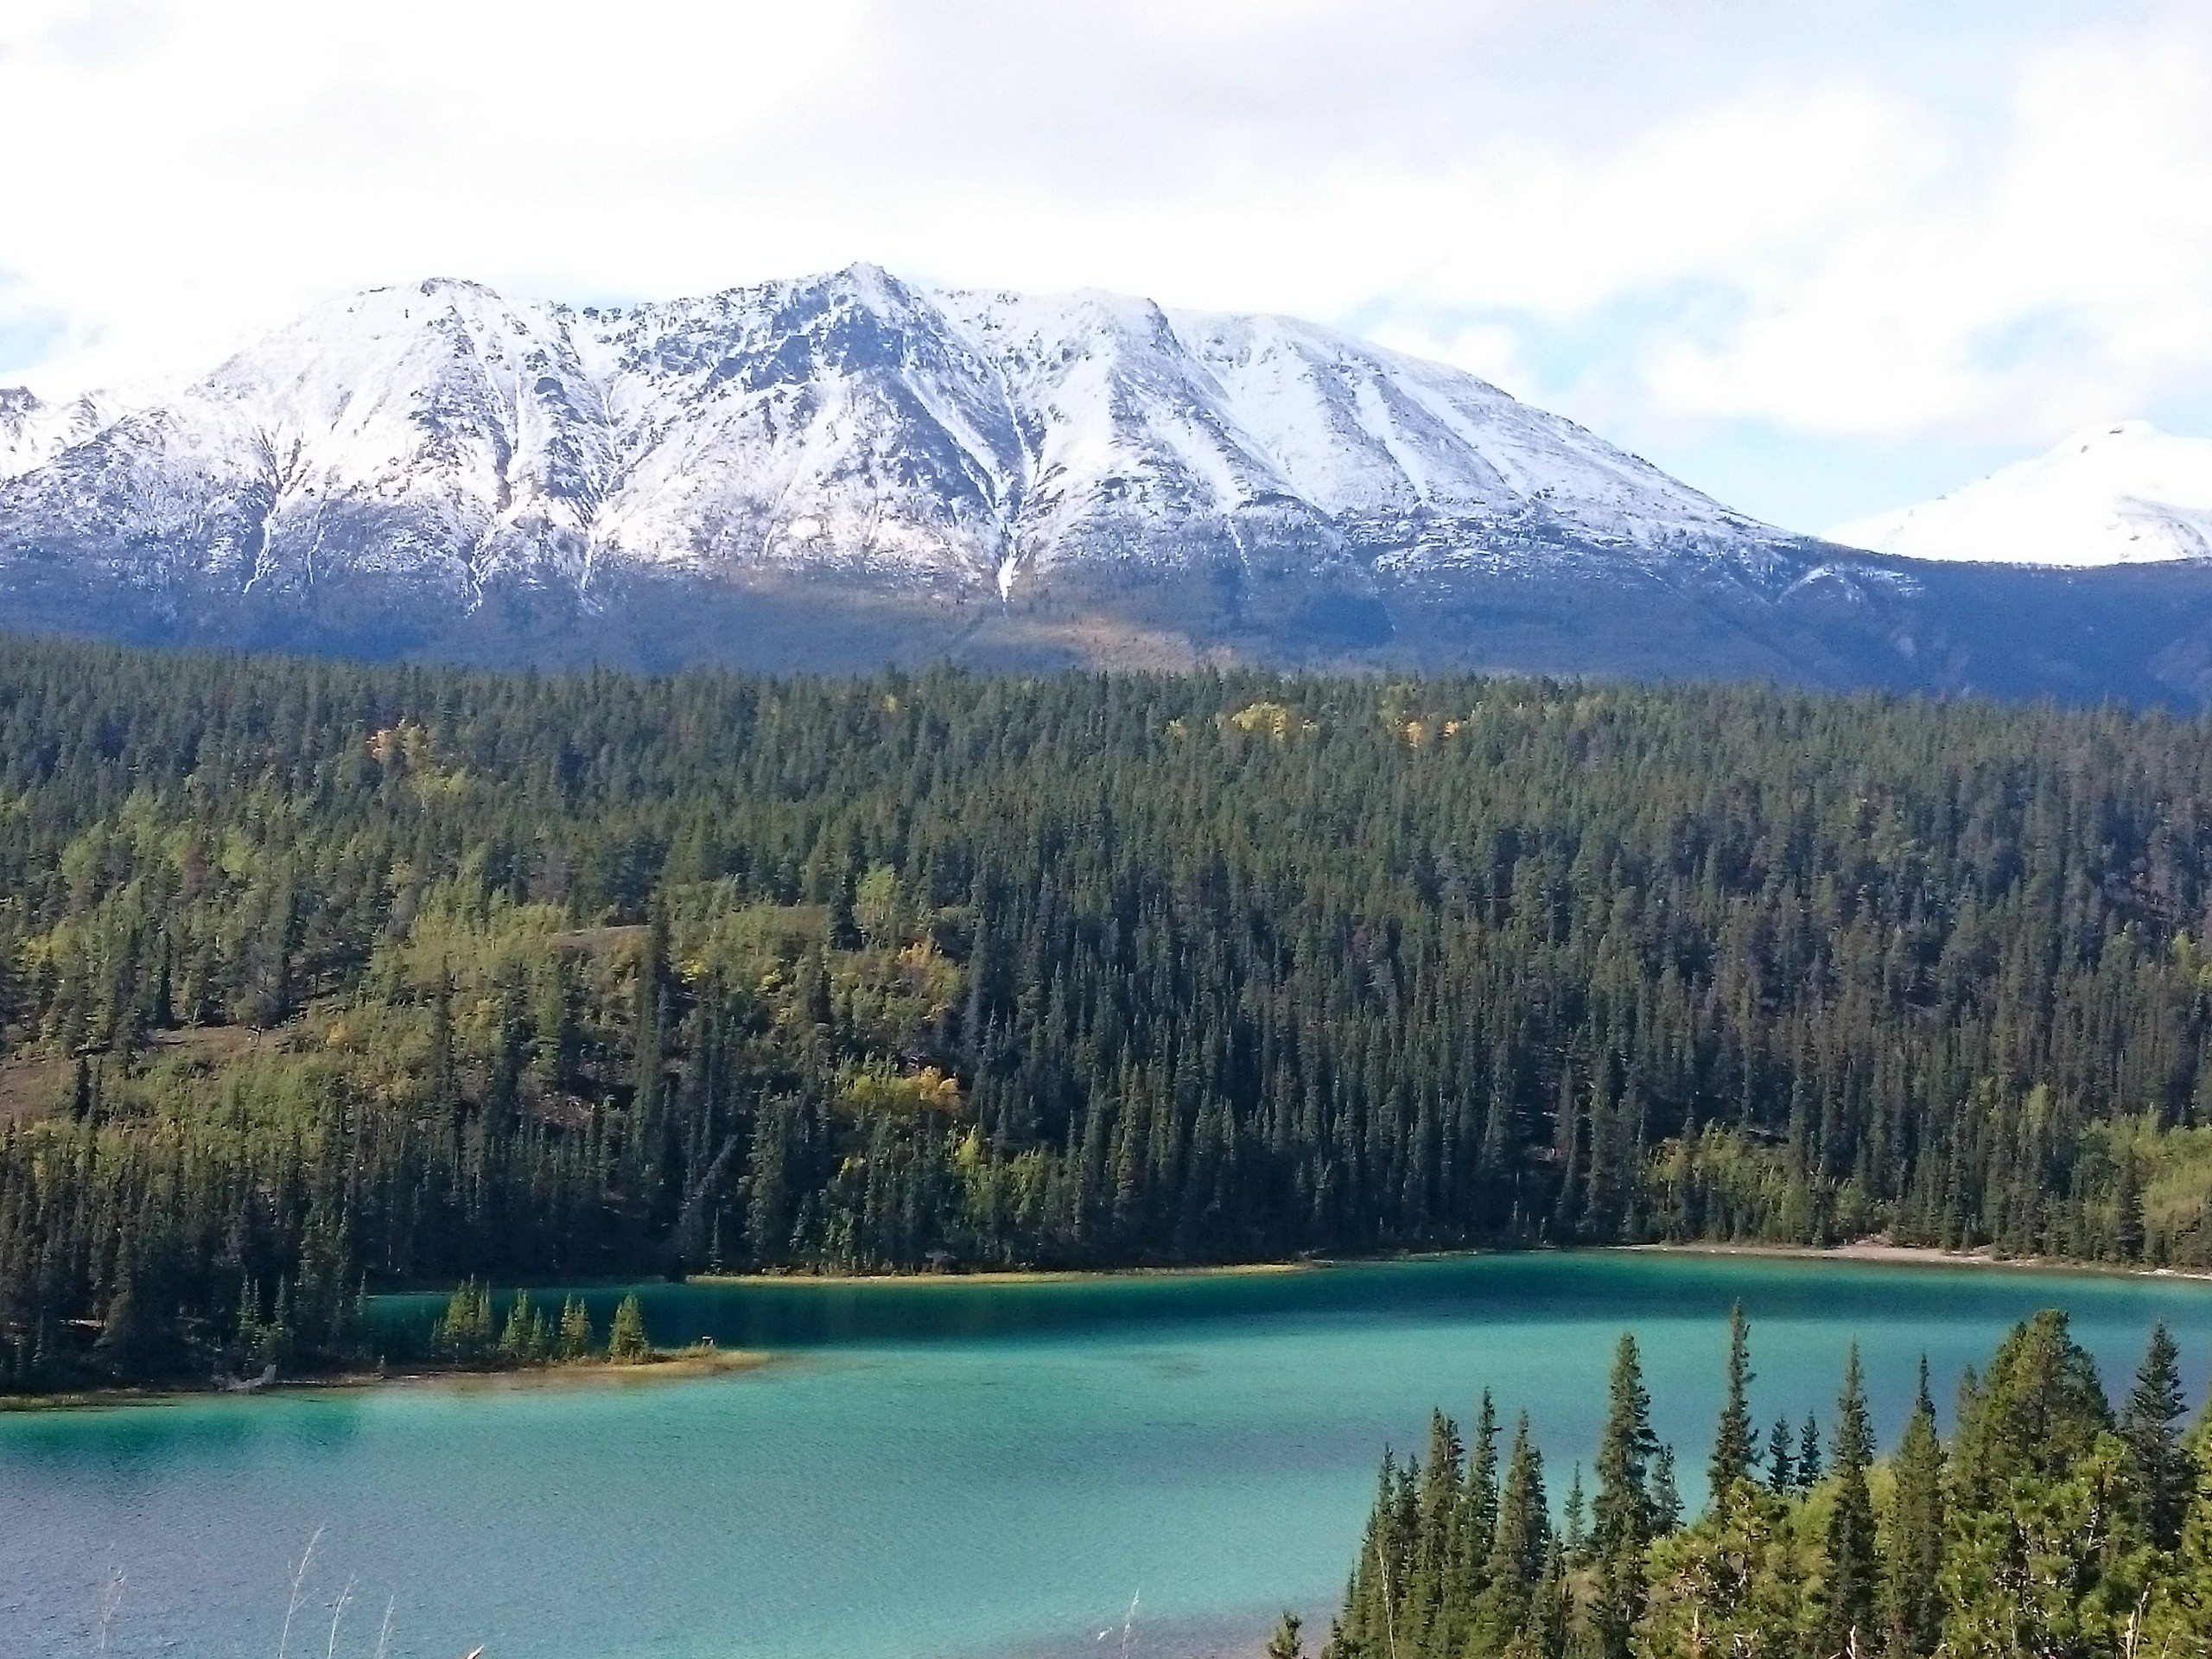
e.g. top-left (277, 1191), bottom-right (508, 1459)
top-left (5, 635), bottom-right (2212, 1388)
top-left (1307, 1309), bottom-right (2212, 1659)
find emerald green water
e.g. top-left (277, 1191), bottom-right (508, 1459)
top-left (7, 1252), bottom-right (2212, 1659)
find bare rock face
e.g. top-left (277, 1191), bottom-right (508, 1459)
top-left (7, 266), bottom-right (2212, 705)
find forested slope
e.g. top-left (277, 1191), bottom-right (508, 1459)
top-left (3, 637), bottom-right (2212, 1387)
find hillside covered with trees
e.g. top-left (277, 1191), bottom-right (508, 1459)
top-left (1307, 1309), bottom-right (2212, 1659)
top-left (4, 637), bottom-right (2212, 1387)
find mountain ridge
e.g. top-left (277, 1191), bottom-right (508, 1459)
top-left (0, 264), bottom-right (1827, 606)
top-left (9, 267), bottom-right (2212, 705)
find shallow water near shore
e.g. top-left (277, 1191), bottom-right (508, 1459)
top-left (6, 1250), bottom-right (2212, 1659)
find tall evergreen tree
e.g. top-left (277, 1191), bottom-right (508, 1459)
top-left (1708, 1300), bottom-right (1755, 1501)
top-left (1470, 1414), bottom-right (1551, 1653)
top-left (1764, 1417), bottom-right (1794, 1495)
top-left (1795, 1413), bottom-right (1822, 1491)
top-left (1562, 1465), bottom-right (1587, 1560)
top-left (607, 1294), bottom-right (652, 1363)
top-left (1884, 1357), bottom-right (1945, 1659)
top-left (1823, 1344), bottom-right (1877, 1654)
top-left (1589, 1334), bottom-right (1659, 1656)
top-left (1649, 1444), bottom-right (1681, 1535)
top-left (2125, 1322), bottom-right (2191, 1549)
top-left (1462, 1391), bottom-right (1502, 1593)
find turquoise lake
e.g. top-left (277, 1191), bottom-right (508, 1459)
top-left (7, 1250), bottom-right (2212, 1659)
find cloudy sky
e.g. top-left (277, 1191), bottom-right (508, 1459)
top-left (3, 0), bottom-right (2210, 531)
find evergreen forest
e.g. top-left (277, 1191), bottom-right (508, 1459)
top-left (1306, 1308), bottom-right (2212, 1659)
top-left (6, 635), bottom-right (2212, 1387)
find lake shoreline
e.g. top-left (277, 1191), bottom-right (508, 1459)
top-left (687, 1258), bottom-right (1324, 1287)
top-left (1629, 1238), bottom-right (2212, 1284)
top-left (0, 1344), bottom-right (773, 1414)
top-left (10, 1238), bottom-right (2202, 1412)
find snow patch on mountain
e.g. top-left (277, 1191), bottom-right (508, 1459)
top-left (0, 387), bottom-right (125, 480)
top-left (0, 266), bottom-right (1824, 610)
top-left (1831, 422), bottom-right (2212, 568)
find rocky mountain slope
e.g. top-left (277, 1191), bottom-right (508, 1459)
top-left (1833, 421), bottom-right (2212, 567)
top-left (7, 269), bottom-right (2212, 705)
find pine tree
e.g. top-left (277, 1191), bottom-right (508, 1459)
top-left (556, 1294), bottom-right (594, 1362)
top-left (1649, 1444), bottom-right (1681, 1535)
top-left (1764, 1416), bottom-right (1794, 1493)
top-left (1593, 1334), bottom-right (1658, 1555)
top-left (1524, 1540), bottom-right (1569, 1659)
top-left (1262, 1611), bottom-right (1303, 1659)
top-left (607, 1293), bottom-right (652, 1363)
top-left (1796, 1412), bottom-right (1822, 1490)
top-left (498, 1291), bottom-right (542, 1364)
top-left (1950, 1310), bottom-right (2112, 1503)
top-left (1461, 1390), bottom-right (1501, 1595)
top-left (1412, 1409), bottom-right (1465, 1646)
top-left (1823, 1344), bottom-right (1877, 1654)
top-left (1472, 1412), bottom-right (1551, 1648)
top-left (1589, 1334), bottom-right (1658, 1656)
top-left (1708, 1300), bottom-right (1755, 1501)
top-left (1563, 1465), bottom-right (1587, 1559)
top-left (1884, 1357), bottom-right (1945, 1659)
top-left (434, 1278), bottom-right (493, 1363)
top-left (2124, 1322), bottom-right (2190, 1548)
top-left (1421, 1408), bottom-right (1466, 1555)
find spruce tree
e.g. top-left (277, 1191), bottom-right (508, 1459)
top-left (556, 1294), bottom-right (594, 1362)
top-left (1593, 1334), bottom-right (1658, 1555)
top-left (2124, 1322), bottom-right (2190, 1548)
top-left (1461, 1390), bottom-right (1501, 1595)
top-left (1796, 1411), bottom-right (1822, 1490)
top-left (1822, 1344), bottom-right (1877, 1654)
top-left (1474, 1412), bottom-right (1550, 1644)
top-left (1950, 1310), bottom-right (2112, 1503)
top-left (1262, 1611), bottom-right (1303, 1659)
top-left (1524, 1540), bottom-right (1569, 1659)
top-left (1341, 1451), bottom-right (1400, 1655)
top-left (498, 1291), bottom-right (538, 1363)
top-left (1649, 1444), bottom-right (1681, 1535)
top-left (1708, 1300), bottom-right (1755, 1501)
top-left (1563, 1465), bottom-right (1587, 1559)
top-left (1411, 1409), bottom-right (1465, 1646)
top-left (607, 1293), bottom-right (652, 1363)
top-left (1421, 1408), bottom-right (1465, 1555)
top-left (1764, 1416), bottom-right (1794, 1493)
top-left (1589, 1334), bottom-right (1658, 1656)
top-left (1884, 1358), bottom-right (1945, 1659)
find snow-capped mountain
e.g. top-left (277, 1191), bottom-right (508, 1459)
top-left (0, 387), bottom-right (122, 481)
top-left (14, 267), bottom-right (2212, 706)
top-left (0, 266), bottom-right (1817, 614)
top-left (1832, 422), bottom-right (2212, 567)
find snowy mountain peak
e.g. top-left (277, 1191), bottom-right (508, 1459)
top-left (1, 386), bottom-right (122, 481)
top-left (0, 270), bottom-right (1824, 620)
top-left (1832, 422), bottom-right (2212, 567)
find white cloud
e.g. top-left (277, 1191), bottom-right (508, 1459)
top-left (3, 0), bottom-right (2210, 526)
top-left (1637, 16), bottom-right (2212, 442)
